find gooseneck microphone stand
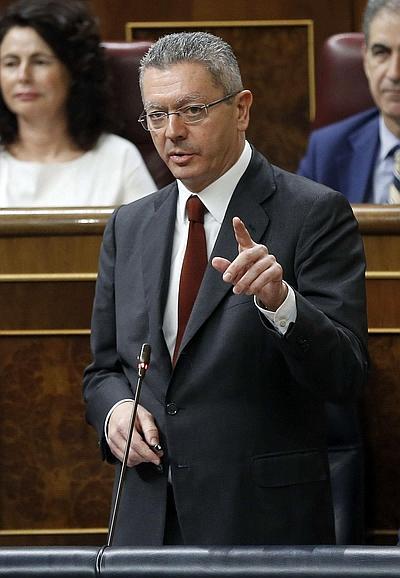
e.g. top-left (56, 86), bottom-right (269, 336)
top-left (106, 343), bottom-right (151, 547)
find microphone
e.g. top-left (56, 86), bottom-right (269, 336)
top-left (138, 343), bottom-right (151, 377)
top-left (106, 343), bottom-right (151, 547)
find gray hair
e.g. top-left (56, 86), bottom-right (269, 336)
top-left (363, 0), bottom-right (400, 44)
top-left (139, 31), bottom-right (243, 96)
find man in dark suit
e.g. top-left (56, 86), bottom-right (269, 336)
top-left (83, 31), bottom-right (368, 546)
top-left (298, 0), bottom-right (400, 204)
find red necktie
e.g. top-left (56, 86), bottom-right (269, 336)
top-left (173, 195), bottom-right (207, 365)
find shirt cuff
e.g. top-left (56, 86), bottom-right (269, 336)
top-left (254, 281), bottom-right (297, 335)
top-left (104, 399), bottom-right (133, 445)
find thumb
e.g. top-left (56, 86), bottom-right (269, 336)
top-left (137, 405), bottom-right (160, 446)
top-left (212, 256), bottom-right (231, 274)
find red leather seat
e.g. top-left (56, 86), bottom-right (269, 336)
top-left (103, 42), bottom-right (174, 188)
top-left (314, 33), bottom-right (375, 128)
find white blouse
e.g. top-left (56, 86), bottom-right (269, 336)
top-left (0, 133), bottom-right (156, 207)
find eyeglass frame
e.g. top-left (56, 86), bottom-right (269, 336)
top-left (138, 90), bottom-right (241, 131)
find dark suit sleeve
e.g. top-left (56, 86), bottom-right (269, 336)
top-left (82, 208), bottom-right (134, 460)
top-left (260, 188), bottom-right (368, 402)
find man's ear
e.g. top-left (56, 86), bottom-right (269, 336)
top-left (236, 90), bottom-right (253, 131)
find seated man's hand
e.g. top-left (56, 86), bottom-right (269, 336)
top-left (108, 402), bottom-right (163, 467)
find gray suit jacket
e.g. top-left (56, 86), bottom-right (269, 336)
top-left (83, 148), bottom-right (368, 546)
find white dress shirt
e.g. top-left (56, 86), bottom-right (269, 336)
top-left (373, 116), bottom-right (400, 204)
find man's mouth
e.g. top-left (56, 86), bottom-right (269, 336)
top-left (168, 151), bottom-right (195, 164)
top-left (383, 87), bottom-right (400, 96)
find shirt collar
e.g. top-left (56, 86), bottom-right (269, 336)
top-left (378, 115), bottom-right (400, 160)
top-left (177, 140), bottom-right (252, 224)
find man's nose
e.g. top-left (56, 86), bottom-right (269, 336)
top-left (164, 112), bottom-right (187, 139)
top-left (387, 52), bottom-right (400, 81)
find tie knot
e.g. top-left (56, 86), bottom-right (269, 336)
top-left (186, 195), bottom-right (206, 224)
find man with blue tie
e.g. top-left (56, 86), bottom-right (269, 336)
top-left (298, 0), bottom-right (400, 204)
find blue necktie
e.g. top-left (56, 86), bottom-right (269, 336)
top-left (389, 146), bottom-right (400, 204)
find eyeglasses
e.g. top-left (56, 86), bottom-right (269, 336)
top-left (138, 91), bottom-right (240, 131)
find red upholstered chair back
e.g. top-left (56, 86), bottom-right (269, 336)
top-left (103, 41), bottom-right (174, 188)
top-left (314, 33), bottom-right (375, 128)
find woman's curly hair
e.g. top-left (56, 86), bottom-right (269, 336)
top-left (0, 0), bottom-right (113, 149)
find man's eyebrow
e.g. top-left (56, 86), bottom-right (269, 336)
top-left (145, 93), bottom-right (207, 110)
top-left (175, 93), bottom-right (206, 106)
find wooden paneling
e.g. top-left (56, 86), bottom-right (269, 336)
top-left (353, 0), bottom-right (368, 31)
top-left (90, 0), bottom-right (354, 54)
top-left (0, 282), bottom-right (94, 329)
top-left (0, 209), bottom-right (112, 547)
top-left (364, 335), bottom-right (400, 543)
top-left (366, 279), bottom-right (400, 328)
top-left (353, 206), bottom-right (400, 545)
top-left (0, 336), bottom-right (113, 534)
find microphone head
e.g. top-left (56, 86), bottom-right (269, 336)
top-left (140, 343), bottom-right (151, 366)
top-left (138, 343), bottom-right (151, 376)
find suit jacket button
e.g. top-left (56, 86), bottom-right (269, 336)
top-left (297, 337), bottom-right (310, 352)
top-left (166, 402), bottom-right (178, 415)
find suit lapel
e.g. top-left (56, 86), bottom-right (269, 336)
top-left (177, 150), bottom-right (275, 356)
top-left (141, 184), bottom-right (178, 367)
top-left (337, 115), bottom-right (379, 202)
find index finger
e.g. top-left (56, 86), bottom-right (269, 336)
top-left (232, 217), bottom-right (255, 251)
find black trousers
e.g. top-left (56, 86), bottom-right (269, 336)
top-left (163, 484), bottom-right (184, 545)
